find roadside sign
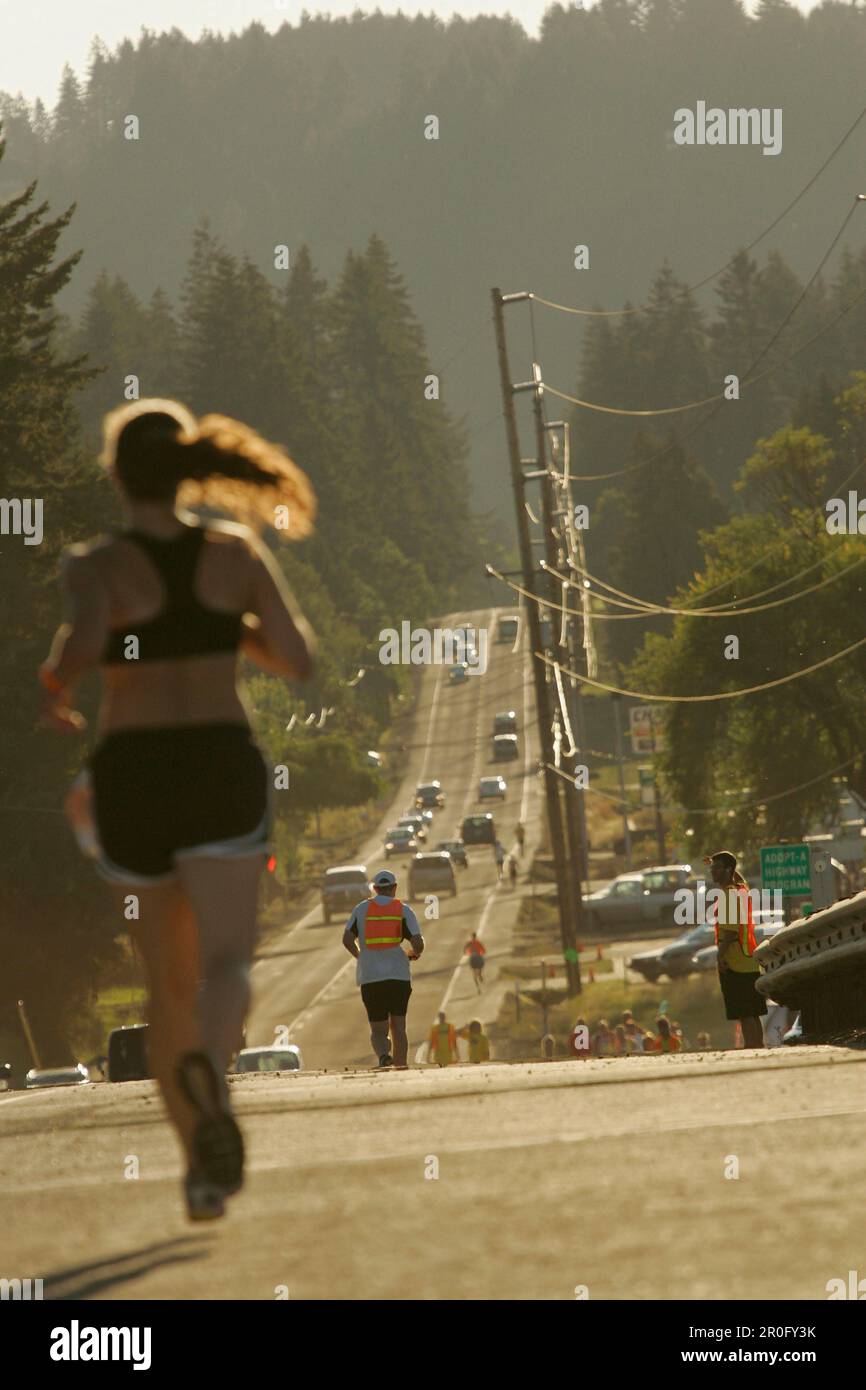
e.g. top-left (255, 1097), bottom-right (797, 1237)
top-left (638, 767), bottom-right (655, 807)
top-left (760, 844), bottom-right (811, 896)
top-left (629, 704), bottom-right (665, 756)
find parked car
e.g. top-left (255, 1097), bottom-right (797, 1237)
top-left (493, 710), bottom-right (518, 736)
top-left (690, 919), bottom-right (785, 972)
top-left (365, 750), bottom-right (383, 769)
top-left (461, 813), bottom-right (496, 846)
top-left (436, 839), bottom-right (468, 868)
top-left (408, 852), bottom-right (457, 900)
top-left (496, 615), bottom-right (519, 643)
top-left (492, 734), bottom-right (519, 762)
top-left (448, 663), bottom-right (469, 685)
top-left (398, 813), bottom-right (427, 842)
top-left (415, 781), bottom-right (445, 809)
top-left (584, 864), bottom-right (695, 933)
top-left (384, 826), bottom-right (418, 858)
top-left (630, 911), bottom-right (785, 982)
top-left (234, 1045), bottom-right (303, 1073)
top-left (321, 865), bottom-right (370, 924)
top-left (26, 1064), bottom-right (90, 1089)
top-left (108, 1024), bottom-right (150, 1082)
top-left (479, 775), bottom-right (507, 801)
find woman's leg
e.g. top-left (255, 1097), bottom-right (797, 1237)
top-left (176, 853), bottom-right (266, 1073)
top-left (131, 880), bottom-right (202, 1165)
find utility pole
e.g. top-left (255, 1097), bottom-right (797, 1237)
top-left (612, 693), bottom-right (633, 869)
top-left (491, 289), bottom-right (580, 993)
top-left (534, 403), bottom-right (586, 923)
top-left (651, 726), bottom-right (668, 862)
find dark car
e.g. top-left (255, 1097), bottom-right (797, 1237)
top-left (492, 734), bottom-right (519, 762)
top-left (408, 852), bottom-right (457, 900)
top-left (493, 710), bottom-right (518, 736)
top-left (496, 616), bottom-right (519, 644)
top-left (461, 813), bottom-right (496, 846)
top-left (108, 1024), bottom-right (150, 1082)
top-left (415, 781), bottom-right (445, 810)
top-left (436, 839), bottom-right (468, 868)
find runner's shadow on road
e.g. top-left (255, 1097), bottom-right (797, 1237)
top-left (44, 1237), bottom-right (213, 1300)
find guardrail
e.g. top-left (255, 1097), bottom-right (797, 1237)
top-left (754, 889), bottom-right (866, 1039)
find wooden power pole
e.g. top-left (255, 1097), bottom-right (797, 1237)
top-left (491, 289), bottom-right (580, 994)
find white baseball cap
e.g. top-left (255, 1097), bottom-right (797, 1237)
top-left (372, 869), bottom-right (397, 888)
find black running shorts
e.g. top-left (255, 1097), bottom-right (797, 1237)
top-left (360, 979), bottom-right (412, 1022)
top-left (719, 967), bottom-right (768, 1021)
top-left (89, 723), bottom-right (270, 884)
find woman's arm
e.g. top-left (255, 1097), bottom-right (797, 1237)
top-left (242, 537), bottom-right (315, 681)
top-left (40, 550), bottom-right (109, 732)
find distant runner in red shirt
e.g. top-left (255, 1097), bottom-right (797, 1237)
top-left (464, 931), bottom-right (486, 992)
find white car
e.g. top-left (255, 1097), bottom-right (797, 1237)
top-left (479, 775), bottom-right (507, 801)
top-left (234, 1045), bottom-right (303, 1073)
top-left (25, 1064), bottom-right (90, 1089)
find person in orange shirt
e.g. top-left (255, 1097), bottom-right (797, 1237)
top-left (464, 931), bottom-right (486, 993)
top-left (652, 1015), bottom-right (681, 1053)
top-left (428, 1011), bottom-right (458, 1065)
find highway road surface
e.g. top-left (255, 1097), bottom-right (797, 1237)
top-left (250, 607), bottom-right (539, 1069)
top-left (6, 612), bottom-right (866, 1301)
top-left (4, 1048), bottom-right (866, 1299)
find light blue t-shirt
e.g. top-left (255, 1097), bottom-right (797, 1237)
top-left (345, 895), bottom-right (422, 985)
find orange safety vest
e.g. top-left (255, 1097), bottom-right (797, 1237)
top-left (655, 1033), bottom-right (680, 1053)
top-left (711, 885), bottom-right (757, 957)
top-left (431, 1022), bottom-right (456, 1050)
top-left (363, 898), bottom-right (405, 950)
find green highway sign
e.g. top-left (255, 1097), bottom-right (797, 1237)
top-left (760, 844), bottom-right (811, 896)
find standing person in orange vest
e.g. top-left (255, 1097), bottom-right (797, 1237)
top-left (428, 1011), bottom-right (458, 1066)
top-left (704, 850), bottom-right (766, 1049)
top-left (651, 1015), bottom-right (681, 1053)
top-left (342, 868), bottom-right (424, 1068)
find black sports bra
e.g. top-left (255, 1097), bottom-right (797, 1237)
top-left (102, 526), bottom-right (244, 665)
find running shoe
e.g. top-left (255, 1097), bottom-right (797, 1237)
top-left (177, 1050), bottom-right (244, 1196)
top-left (184, 1170), bottom-right (226, 1222)
top-left (377, 1053), bottom-right (394, 1069)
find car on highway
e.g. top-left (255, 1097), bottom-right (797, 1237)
top-left (436, 839), bottom-right (468, 868)
top-left (398, 813), bottom-right (428, 842)
top-left (492, 733), bottom-right (519, 762)
top-left (384, 826), bottom-right (419, 858)
top-left (496, 615), bottom-right (519, 643)
top-left (630, 911), bottom-right (785, 982)
top-left (690, 919), bottom-right (785, 972)
top-left (493, 710), bottom-right (518, 735)
top-left (583, 865), bottom-right (696, 933)
top-left (321, 865), bottom-right (370, 923)
top-left (448, 663), bottom-right (469, 685)
top-left (25, 1064), bottom-right (90, 1089)
top-left (415, 780), bottom-right (445, 809)
top-left (479, 775), bottom-right (507, 801)
top-left (107, 1024), bottom-right (150, 1082)
top-left (461, 813), bottom-right (496, 846)
top-left (234, 1045), bottom-right (303, 1073)
top-left (407, 851), bottom-right (457, 900)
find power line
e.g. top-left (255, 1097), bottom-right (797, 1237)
top-left (545, 200), bottom-right (864, 419)
top-left (529, 102), bottom-right (866, 319)
top-left (536, 638), bottom-right (866, 703)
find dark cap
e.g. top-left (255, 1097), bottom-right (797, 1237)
top-left (706, 849), bottom-right (737, 870)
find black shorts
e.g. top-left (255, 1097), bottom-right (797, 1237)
top-left (89, 723), bottom-right (270, 884)
top-left (468, 953), bottom-right (484, 970)
top-left (719, 968), bottom-right (768, 1021)
top-left (360, 979), bottom-right (412, 1022)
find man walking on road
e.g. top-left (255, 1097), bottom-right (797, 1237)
top-left (494, 839), bottom-right (506, 880)
top-left (428, 1011), bottom-right (458, 1065)
top-left (343, 868), bottom-right (424, 1068)
top-left (704, 850), bottom-right (766, 1049)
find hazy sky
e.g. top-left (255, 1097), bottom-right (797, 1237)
top-left (0, 0), bottom-right (824, 105)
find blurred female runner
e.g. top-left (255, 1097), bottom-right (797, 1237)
top-left (39, 399), bottom-right (316, 1220)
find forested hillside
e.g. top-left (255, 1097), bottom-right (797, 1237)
top-left (1, 1), bottom-right (865, 513)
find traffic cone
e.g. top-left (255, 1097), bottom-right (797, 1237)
top-left (596, 944), bottom-right (604, 960)
top-left (588, 967), bottom-right (595, 983)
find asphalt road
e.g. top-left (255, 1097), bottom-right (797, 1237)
top-left (4, 1047), bottom-right (866, 1299)
top-left (249, 608), bottom-right (540, 1069)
